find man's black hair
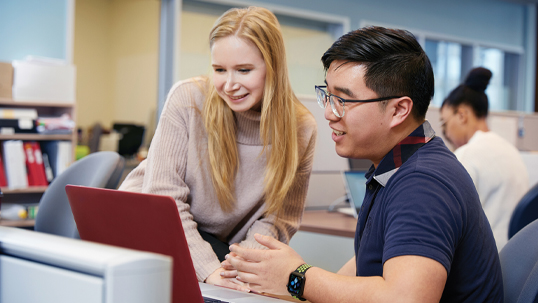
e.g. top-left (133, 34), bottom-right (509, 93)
top-left (321, 26), bottom-right (434, 120)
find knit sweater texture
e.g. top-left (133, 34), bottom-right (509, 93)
top-left (119, 77), bottom-right (317, 281)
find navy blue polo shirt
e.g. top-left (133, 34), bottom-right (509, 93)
top-left (355, 121), bottom-right (503, 302)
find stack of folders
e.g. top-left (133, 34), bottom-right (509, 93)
top-left (1, 140), bottom-right (71, 189)
top-left (0, 108), bottom-right (38, 135)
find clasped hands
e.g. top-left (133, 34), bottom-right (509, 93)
top-left (206, 233), bottom-right (306, 296)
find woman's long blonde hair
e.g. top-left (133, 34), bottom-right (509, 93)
top-left (203, 6), bottom-right (307, 215)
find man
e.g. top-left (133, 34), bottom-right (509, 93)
top-left (440, 67), bottom-right (529, 250)
top-left (223, 26), bottom-right (503, 302)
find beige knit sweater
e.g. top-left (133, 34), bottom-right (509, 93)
top-left (119, 77), bottom-right (317, 281)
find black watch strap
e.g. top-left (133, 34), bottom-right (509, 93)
top-left (289, 264), bottom-right (313, 301)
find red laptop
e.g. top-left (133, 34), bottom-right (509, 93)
top-left (65, 185), bottom-right (284, 303)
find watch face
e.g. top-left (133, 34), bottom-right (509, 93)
top-left (288, 273), bottom-right (304, 295)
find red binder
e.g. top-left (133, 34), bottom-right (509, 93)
top-left (31, 141), bottom-right (48, 186)
top-left (0, 152), bottom-right (7, 187)
top-left (24, 141), bottom-right (48, 186)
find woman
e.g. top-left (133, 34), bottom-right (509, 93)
top-left (119, 6), bottom-right (317, 288)
top-left (440, 67), bottom-right (529, 250)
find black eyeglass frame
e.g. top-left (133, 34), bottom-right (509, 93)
top-left (315, 85), bottom-right (404, 118)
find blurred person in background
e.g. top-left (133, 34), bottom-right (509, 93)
top-left (440, 67), bottom-right (529, 250)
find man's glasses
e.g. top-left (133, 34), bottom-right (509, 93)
top-left (315, 85), bottom-right (404, 118)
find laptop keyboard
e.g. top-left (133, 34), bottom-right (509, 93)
top-left (203, 296), bottom-right (230, 303)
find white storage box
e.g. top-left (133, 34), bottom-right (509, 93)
top-left (12, 60), bottom-right (76, 103)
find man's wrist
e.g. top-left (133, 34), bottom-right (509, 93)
top-left (287, 263), bottom-right (313, 301)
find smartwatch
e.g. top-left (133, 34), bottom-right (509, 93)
top-left (287, 263), bottom-right (313, 301)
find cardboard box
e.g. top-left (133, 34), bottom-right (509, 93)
top-left (0, 62), bottom-right (14, 99)
top-left (12, 60), bottom-right (76, 103)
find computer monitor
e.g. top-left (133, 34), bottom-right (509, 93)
top-left (0, 226), bottom-right (172, 303)
top-left (348, 158), bottom-right (372, 171)
top-left (338, 170), bottom-right (367, 218)
top-left (112, 123), bottom-right (145, 157)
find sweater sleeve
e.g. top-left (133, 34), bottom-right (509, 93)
top-left (119, 79), bottom-right (222, 282)
top-left (239, 114), bottom-right (318, 248)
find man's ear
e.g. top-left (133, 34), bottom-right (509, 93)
top-left (389, 97), bottom-right (413, 128)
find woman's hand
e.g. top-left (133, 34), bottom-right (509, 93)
top-left (205, 267), bottom-right (251, 292)
top-left (225, 233), bottom-right (305, 295)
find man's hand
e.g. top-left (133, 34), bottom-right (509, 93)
top-left (205, 267), bottom-right (250, 292)
top-left (224, 233), bottom-right (305, 295)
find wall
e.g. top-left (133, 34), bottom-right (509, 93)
top-left (0, 0), bottom-right (536, 135)
top-left (74, 0), bottom-right (160, 133)
top-left (247, 0), bottom-right (528, 48)
top-left (179, 3), bottom-right (335, 95)
top-left (0, 0), bottom-right (70, 62)
top-left (74, 0), bottom-right (114, 130)
top-left (185, 0), bottom-right (535, 112)
top-left (110, 0), bottom-right (160, 128)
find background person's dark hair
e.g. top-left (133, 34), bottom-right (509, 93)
top-left (321, 26), bottom-right (434, 120)
top-left (441, 67), bottom-right (492, 119)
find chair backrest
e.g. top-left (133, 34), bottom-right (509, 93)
top-left (88, 123), bottom-right (103, 154)
top-left (500, 218), bottom-right (538, 303)
top-left (34, 151), bottom-right (125, 238)
top-left (508, 183), bottom-right (538, 239)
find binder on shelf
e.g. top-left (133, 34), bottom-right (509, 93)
top-left (31, 141), bottom-right (48, 185)
top-left (42, 153), bottom-right (54, 183)
top-left (0, 152), bottom-right (7, 187)
top-left (23, 141), bottom-right (48, 186)
top-left (3, 140), bottom-right (28, 189)
top-left (41, 141), bottom-right (72, 179)
top-left (23, 142), bottom-right (36, 186)
top-left (0, 108), bottom-right (38, 135)
top-left (0, 119), bottom-right (38, 134)
top-left (0, 108), bottom-right (38, 120)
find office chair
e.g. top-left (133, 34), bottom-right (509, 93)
top-left (508, 183), bottom-right (538, 239)
top-left (88, 122), bottom-right (103, 153)
top-left (34, 151), bottom-right (125, 238)
top-left (500, 218), bottom-right (538, 303)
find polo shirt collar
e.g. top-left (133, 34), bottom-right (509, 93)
top-left (366, 121), bottom-right (436, 187)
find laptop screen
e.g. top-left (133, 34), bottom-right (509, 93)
top-left (343, 170), bottom-right (367, 215)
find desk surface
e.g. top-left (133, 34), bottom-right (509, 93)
top-left (299, 210), bottom-right (357, 238)
top-left (0, 211), bottom-right (358, 238)
top-left (0, 219), bottom-right (35, 227)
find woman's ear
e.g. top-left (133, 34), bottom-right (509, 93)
top-left (456, 104), bottom-right (470, 124)
top-left (390, 97), bottom-right (413, 128)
